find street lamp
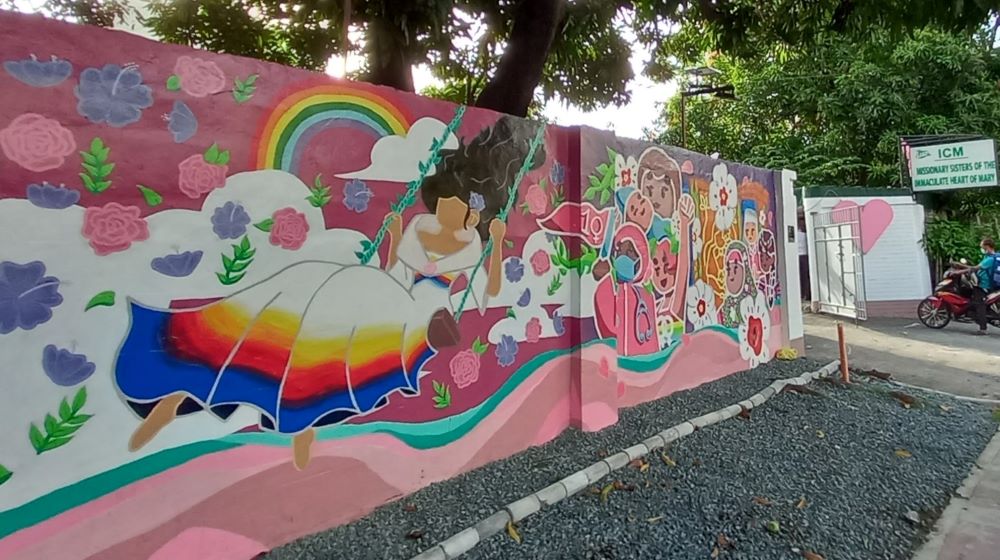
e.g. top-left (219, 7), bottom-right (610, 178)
top-left (679, 66), bottom-right (735, 148)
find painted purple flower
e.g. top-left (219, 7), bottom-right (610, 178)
top-left (504, 258), bottom-right (524, 283)
top-left (75, 64), bottom-right (154, 128)
top-left (550, 161), bottom-right (566, 186)
top-left (517, 288), bottom-right (531, 307)
top-left (26, 182), bottom-right (80, 209)
top-left (4, 55), bottom-right (72, 87)
top-left (150, 251), bottom-right (203, 277)
top-left (552, 310), bottom-right (566, 336)
top-left (42, 345), bottom-right (95, 386)
top-left (167, 100), bottom-right (198, 143)
top-left (211, 202), bottom-right (251, 239)
top-left (343, 179), bottom-right (373, 213)
top-left (496, 334), bottom-right (519, 367)
top-left (469, 192), bottom-right (485, 212)
top-left (0, 261), bottom-right (63, 334)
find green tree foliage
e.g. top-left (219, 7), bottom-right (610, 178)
top-left (657, 27), bottom-right (1000, 189)
top-left (13, 0), bottom-right (999, 117)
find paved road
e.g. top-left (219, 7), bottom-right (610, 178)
top-left (804, 312), bottom-right (1000, 400)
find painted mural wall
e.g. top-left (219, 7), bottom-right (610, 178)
top-left (0, 11), bottom-right (789, 560)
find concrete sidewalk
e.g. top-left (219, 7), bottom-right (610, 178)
top-left (913, 427), bottom-right (1000, 560)
top-left (804, 313), bottom-right (1000, 400)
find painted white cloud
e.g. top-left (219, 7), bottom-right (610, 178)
top-left (337, 117), bottom-right (460, 183)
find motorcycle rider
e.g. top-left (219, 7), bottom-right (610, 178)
top-left (957, 238), bottom-right (997, 336)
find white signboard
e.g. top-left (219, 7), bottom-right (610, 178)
top-left (910, 139), bottom-right (998, 192)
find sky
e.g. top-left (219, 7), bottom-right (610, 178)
top-left (12, 0), bottom-right (676, 140)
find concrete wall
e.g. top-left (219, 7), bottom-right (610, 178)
top-left (804, 190), bottom-right (930, 318)
top-left (0, 12), bottom-right (790, 559)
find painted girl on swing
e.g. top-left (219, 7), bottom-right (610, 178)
top-left (113, 115), bottom-right (545, 470)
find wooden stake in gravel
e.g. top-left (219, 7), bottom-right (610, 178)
top-left (837, 322), bottom-right (850, 384)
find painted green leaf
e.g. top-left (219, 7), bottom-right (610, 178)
top-left (136, 184), bottom-right (163, 207)
top-left (239, 236), bottom-right (251, 252)
top-left (504, 239), bottom-right (515, 249)
top-left (166, 74), bottom-right (181, 91)
top-left (84, 291), bottom-right (115, 311)
top-left (314, 174), bottom-right (324, 189)
top-left (82, 162), bottom-right (100, 177)
top-left (600, 190), bottom-right (611, 205)
top-left (98, 163), bottom-right (115, 177)
top-left (58, 398), bottom-right (72, 421)
top-left (72, 387), bottom-right (87, 413)
top-left (80, 173), bottom-right (97, 192)
top-left (28, 424), bottom-right (44, 452)
top-left (95, 180), bottom-right (111, 193)
top-left (43, 413), bottom-right (57, 434)
top-left (217, 150), bottom-right (231, 165)
top-left (90, 137), bottom-right (104, 153)
top-left (0, 465), bottom-right (11, 486)
top-left (204, 143), bottom-right (221, 164)
top-left (472, 337), bottom-right (489, 354)
top-left (505, 308), bottom-right (517, 319)
top-left (254, 218), bottom-right (274, 232)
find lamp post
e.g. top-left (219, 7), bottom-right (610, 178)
top-left (679, 66), bottom-right (735, 148)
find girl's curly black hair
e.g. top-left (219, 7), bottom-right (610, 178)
top-left (421, 115), bottom-right (546, 240)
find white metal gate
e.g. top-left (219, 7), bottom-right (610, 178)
top-left (812, 207), bottom-right (867, 320)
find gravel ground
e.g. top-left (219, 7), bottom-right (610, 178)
top-left (266, 360), bottom-right (997, 560)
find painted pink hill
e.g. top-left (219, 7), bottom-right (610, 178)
top-left (1, 314), bottom-right (781, 560)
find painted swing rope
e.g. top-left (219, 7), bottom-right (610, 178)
top-left (357, 105), bottom-right (468, 265)
top-left (454, 123), bottom-right (547, 321)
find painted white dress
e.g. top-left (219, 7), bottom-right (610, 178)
top-left (114, 214), bottom-right (488, 434)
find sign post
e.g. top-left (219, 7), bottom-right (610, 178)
top-left (908, 139), bottom-right (998, 193)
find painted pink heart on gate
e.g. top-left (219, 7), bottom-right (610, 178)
top-left (831, 199), bottom-right (894, 254)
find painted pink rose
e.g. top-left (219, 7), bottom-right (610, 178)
top-left (82, 202), bottom-right (149, 256)
top-left (174, 56), bottom-right (226, 98)
top-left (530, 249), bottom-right (551, 276)
top-left (269, 207), bottom-right (310, 250)
top-left (525, 184), bottom-right (549, 216)
top-left (178, 154), bottom-right (227, 199)
top-left (450, 350), bottom-right (481, 389)
top-left (0, 113), bottom-right (76, 172)
top-left (525, 317), bottom-right (542, 343)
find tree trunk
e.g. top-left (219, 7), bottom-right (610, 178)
top-left (367, 15), bottom-right (414, 92)
top-left (475, 0), bottom-right (566, 117)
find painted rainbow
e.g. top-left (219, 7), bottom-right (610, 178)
top-left (253, 83), bottom-right (412, 172)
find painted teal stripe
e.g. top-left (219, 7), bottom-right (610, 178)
top-left (0, 342), bottom-right (605, 536)
top-left (0, 440), bottom-right (239, 539)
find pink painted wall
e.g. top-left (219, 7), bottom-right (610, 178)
top-left (0, 11), bottom-right (788, 559)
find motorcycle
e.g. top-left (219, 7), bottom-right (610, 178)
top-left (917, 260), bottom-right (1000, 329)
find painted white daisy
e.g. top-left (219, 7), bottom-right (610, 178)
top-left (738, 292), bottom-right (772, 368)
top-left (709, 163), bottom-right (738, 231)
top-left (685, 280), bottom-right (718, 331)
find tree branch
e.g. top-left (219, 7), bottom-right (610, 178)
top-left (475, 0), bottom-right (567, 116)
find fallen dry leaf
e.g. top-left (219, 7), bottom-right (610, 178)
top-left (717, 533), bottom-right (733, 549)
top-left (939, 404), bottom-right (953, 412)
top-left (711, 546), bottom-right (721, 559)
top-left (640, 461), bottom-right (650, 473)
top-left (628, 458), bottom-right (643, 469)
top-left (753, 496), bottom-right (773, 506)
top-left (796, 497), bottom-right (808, 509)
top-left (739, 407), bottom-right (752, 420)
top-left (600, 483), bottom-right (616, 502)
top-left (506, 521), bottom-right (522, 544)
top-left (614, 480), bottom-right (636, 491)
top-left (803, 551), bottom-right (825, 560)
top-left (895, 448), bottom-right (913, 459)
top-left (596, 449), bottom-right (609, 458)
top-left (766, 520), bottom-right (781, 534)
top-left (403, 503), bottom-right (417, 512)
top-left (647, 515), bottom-right (663, 523)
top-left (816, 430), bottom-right (826, 439)
top-left (661, 453), bottom-right (677, 467)
top-left (890, 391), bottom-right (919, 408)
top-left (405, 529), bottom-right (424, 540)
top-left (588, 486), bottom-right (601, 495)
